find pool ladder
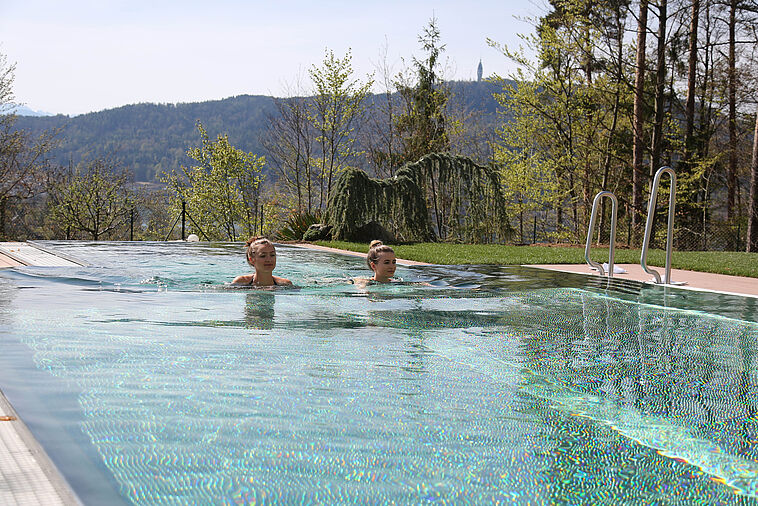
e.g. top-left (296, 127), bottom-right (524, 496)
top-left (585, 167), bottom-right (682, 284)
top-left (641, 166), bottom-right (683, 285)
top-left (585, 191), bottom-right (618, 277)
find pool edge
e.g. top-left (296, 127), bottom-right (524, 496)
top-left (288, 243), bottom-right (432, 266)
top-left (0, 388), bottom-right (82, 506)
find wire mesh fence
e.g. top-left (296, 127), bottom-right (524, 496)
top-left (510, 209), bottom-right (750, 252)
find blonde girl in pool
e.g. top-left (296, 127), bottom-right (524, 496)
top-left (365, 240), bottom-right (397, 283)
top-left (232, 237), bottom-right (293, 287)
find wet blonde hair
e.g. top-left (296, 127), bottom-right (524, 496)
top-left (367, 240), bottom-right (395, 270)
top-left (245, 236), bottom-right (274, 265)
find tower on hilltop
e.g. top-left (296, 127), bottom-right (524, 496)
top-left (477, 60), bottom-right (483, 82)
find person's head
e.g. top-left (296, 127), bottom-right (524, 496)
top-left (367, 240), bottom-right (396, 282)
top-left (245, 236), bottom-right (277, 273)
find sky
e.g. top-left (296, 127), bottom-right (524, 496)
top-left (0, 0), bottom-right (544, 116)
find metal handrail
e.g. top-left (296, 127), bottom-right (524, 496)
top-left (641, 166), bottom-right (676, 284)
top-left (585, 191), bottom-right (618, 277)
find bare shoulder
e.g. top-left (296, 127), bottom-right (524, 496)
top-left (352, 277), bottom-right (370, 288)
top-left (232, 274), bottom-right (253, 285)
top-left (274, 276), bottom-right (293, 286)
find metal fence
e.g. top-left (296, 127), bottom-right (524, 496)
top-left (511, 209), bottom-right (749, 252)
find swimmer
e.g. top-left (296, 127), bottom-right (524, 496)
top-left (232, 236), bottom-right (293, 287)
top-left (352, 240), bottom-right (397, 287)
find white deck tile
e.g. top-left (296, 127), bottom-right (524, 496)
top-left (0, 392), bottom-right (80, 505)
top-left (0, 242), bottom-right (82, 267)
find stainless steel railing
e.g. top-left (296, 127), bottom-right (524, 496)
top-left (585, 191), bottom-right (618, 277)
top-left (641, 167), bottom-right (677, 284)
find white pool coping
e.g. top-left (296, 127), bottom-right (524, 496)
top-left (0, 242), bottom-right (84, 505)
top-left (0, 390), bottom-right (81, 505)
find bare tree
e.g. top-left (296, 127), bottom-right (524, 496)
top-left (684, 0), bottom-right (701, 160)
top-left (0, 52), bottom-right (60, 239)
top-left (748, 107), bottom-right (758, 251)
top-left (650, 0), bottom-right (669, 177)
top-left (262, 89), bottom-right (316, 213)
top-left (632, 0), bottom-right (650, 240)
top-left (363, 40), bottom-right (403, 178)
top-left (47, 159), bottom-right (134, 241)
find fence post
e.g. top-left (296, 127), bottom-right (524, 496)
top-left (259, 206), bottom-right (264, 235)
top-left (130, 208), bottom-right (134, 241)
top-left (181, 201), bottom-right (186, 241)
top-left (533, 215), bottom-right (537, 244)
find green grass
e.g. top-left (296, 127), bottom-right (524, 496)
top-left (315, 241), bottom-right (758, 278)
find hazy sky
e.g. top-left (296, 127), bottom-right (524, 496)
top-left (0, 0), bottom-right (544, 116)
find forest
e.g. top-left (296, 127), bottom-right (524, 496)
top-left (2, 0), bottom-right (758, 252)
top-left (13, 81), bottom-right (502, 183)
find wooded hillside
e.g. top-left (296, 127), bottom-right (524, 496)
top-left (14, 81), bottom-right (503, 182)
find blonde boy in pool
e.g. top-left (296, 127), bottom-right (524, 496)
top-left (232, 237), bottom-right (293, 287)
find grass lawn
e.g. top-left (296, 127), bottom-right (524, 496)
top-left (315, 241), bottom-right (758, 278)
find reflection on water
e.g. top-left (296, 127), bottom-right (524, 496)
top-left (243, 292), bottom-right (275, 330)
top-left (1, 242), bottom-right (758, 504)
top-left (0, 277), bottom-right (14, 326)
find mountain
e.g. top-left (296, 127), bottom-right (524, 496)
top-left (13, 80), bottom-right (506, 182)
top-left (14, 95), bottom-right (277, 181)
top-left (13, 105), bottom-right (54, 116)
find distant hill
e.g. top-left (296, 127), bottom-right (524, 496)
top-left (14, 80), bottom-right (507, 182)
top-left (13, 105), bottom-right (54, 116)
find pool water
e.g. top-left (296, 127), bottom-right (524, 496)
top-left (1, 241), bottom-right (757, 504)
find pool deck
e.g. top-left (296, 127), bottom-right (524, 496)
top-left (529, 263), bottom-right (758, 298)
top-left (0, 392), bottom-right (81, 505)
top-left (0, 242), bottom-right (85, 268)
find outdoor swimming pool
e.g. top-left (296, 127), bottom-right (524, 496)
top-left (1, 241), bottom-right (757, 504)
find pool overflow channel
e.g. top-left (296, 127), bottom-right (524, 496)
top-left (586, 166), bottom-right (683, 285)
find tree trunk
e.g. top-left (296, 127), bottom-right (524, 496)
top-left (650, 0), bottom-right (668, 177)
top-left (747, 108), bottom-right (758, 252)
top-left (727, 0), bottom-right (738, 219)
top-left (598, 9), bottom-right (625, 243)
top-left (631, 0), bottom-right (649, 244)
top-left (0, 196), bottom-right (5, 240)
top-left (684, 0), bottom-right (700, 162)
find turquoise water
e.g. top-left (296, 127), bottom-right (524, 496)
top-left (1, 241), bottom-right (758, 504)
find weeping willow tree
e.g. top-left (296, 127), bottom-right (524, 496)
top-left (326, 152), bottom-right (513, 243)
top-left (325, 164), bottom-right (434, 242)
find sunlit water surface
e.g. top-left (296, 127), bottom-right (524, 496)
top-left (1, 241), bottom-right (757, 504)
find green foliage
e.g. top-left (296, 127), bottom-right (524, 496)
top-left (394, 17), bottom-right (450, 163)
top-left (162, 122), bottom-right (265, 241)
top-left (309, 48), bottom-right (374, 207)
top-left (492, 79), bottom-right (565, 231)
top-left (489, 1), bottom-right (637, 243)
top-left (325, 164), bottom-right (433, 242)
top-left (276, 210), bottom-right (322, 241)
top-left (325, 153), bottom-right (513, 243)
top-left (47, 159), bottom-right (133, 240)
